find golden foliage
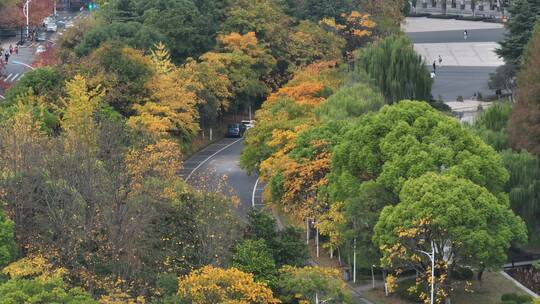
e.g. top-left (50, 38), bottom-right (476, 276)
top-left (177, 265), bottom-right (280, 304)
top-left (125, 139), bottom-right (183, 193)
top-left (129, 43), bottom-right (201, 139)
top-left (219, 32), bottom-right (258, 53)
top-left (61, 74), bottom-right (104, 152)
top-left (2, 254), bottom-right (66, 281)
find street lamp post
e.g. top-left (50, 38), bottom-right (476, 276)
top-left (23, 0), bottom-right (32, 40)
top-left (417, 241), bottom-right (436, 304)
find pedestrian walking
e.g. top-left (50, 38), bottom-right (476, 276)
top-left (463, 29), bottom-right (468, 40)
top-left (438, 55), bottom-right (442, 66)
top-left (15, 45), bottom-right (18, 55)
top-left (9, 44), bottom-right (13, 55)
top-left (433, 60), bottom-right (437, 72)
top-left (4, 51), bottom-right (9, 63)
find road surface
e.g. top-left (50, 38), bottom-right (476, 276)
top-left (404, 18), bottom-right (506, 101)
top-left (0, 10), bottom-right (87, 98)
top-left (181, 138), bottom-right (264, 220)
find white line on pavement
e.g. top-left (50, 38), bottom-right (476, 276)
top-left (252, 177), bottom-right (260, 207)
top-left (12, 60), bottom-right (35, 70)
top-left (10, 73), bottom-right (19, 82)
top-left (4, 73), bottom-right (12, 81)
top-left (185, 138), bottom-right (243, 182)
top-left (0, 94), bottom-right (4, 99)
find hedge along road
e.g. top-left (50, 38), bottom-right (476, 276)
top-left (181, 137), bottom-right (265, 219)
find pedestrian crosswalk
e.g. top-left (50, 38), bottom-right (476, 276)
top-left (1, 72), bottom-right (23, 83)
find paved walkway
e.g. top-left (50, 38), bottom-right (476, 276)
top-left (403, 17), bottom-right (503, 33)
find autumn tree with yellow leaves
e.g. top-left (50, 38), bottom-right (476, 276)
top-left (177, 266), bottom-right (280, 304)
top-left (129, 43), bottom-right (202, 140)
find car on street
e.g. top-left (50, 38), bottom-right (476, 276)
top-left (46, 23), bottom-right (57, 32)
top-left (36, 45), bottom-right (46, 54)
top-left (36, 32), bottom-right (47, 42)
top-left (241, 120), bottom-right (255, 129)
top-left (227, 123), bottom-right (246, 138)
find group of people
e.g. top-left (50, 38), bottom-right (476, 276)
top-left (1, 44), bottom-right (18, 64)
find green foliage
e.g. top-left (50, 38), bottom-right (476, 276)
top-left (500, 150), bottom-right (540, 245)
top-left (496, 0), bottom-right (540, 66)
top-left (74, 21), bottom-right (166, 57)
top-left (233, 239), bottom-right (277, 284)
top-left (284, 0), bottom-right (357, 20)
top-left (355, 35), bottom-right (432, 103)
top-left (450, 266), bottom-right (474, 281)
top-left (500, 293), bottom-right (534, 304)
top-left (3, 67), bottom-right (64, 107)
top-left (473, 102), bottom-right (512, 151)
top-left (0, 277), bottom-right (97, 304)
top-left (0, 208), bottom-right (15, 268)
top-left (330, 100), bottom-right (509, 202)
top-left (341, 181), bottom-right (397, 268)
top-left (374, 173), bottom-right (527, 270)
top-left (245, 209), bottom-right (308, 267)
top-left (277, 266), bottom-right (353, 304)
top-left (316, 82), bottom-right (384, 121)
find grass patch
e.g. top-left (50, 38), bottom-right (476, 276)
top-left (363, 272), bottom-right (530, 304)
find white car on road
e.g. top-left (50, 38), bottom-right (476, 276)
top-left (241, 120), bottom-right (255, 129)
top-left (35, 45), bottom-right (46, 54)
top-left (46, 23), bottom-right (57, 32)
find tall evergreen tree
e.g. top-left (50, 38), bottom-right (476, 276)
top-left (508, 20), bottom-right (540, 155)
top-left (496, 0), bottom-right (540, 66)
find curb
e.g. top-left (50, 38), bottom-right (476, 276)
top-left (499, 271), bottom-right (540, 298)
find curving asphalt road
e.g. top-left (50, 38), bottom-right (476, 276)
top-left (182, 138), bottom-right (264, 219)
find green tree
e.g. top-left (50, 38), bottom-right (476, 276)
top-left (501, 150), bottom-right (540, 245)
top-left (277, 266), bottom-right (353, 304)
top-left (496, 0), bottom-right (540, 66)
top-left (355, 35), bottom-right (432, 103)
top-left (330, 100), bottom-right (508, 201)
top-left (233, 239), bottom-right (277, 284)
top-left (473, 101), bottom-right (512, 151)
top-left (0, 209), bottom-right (15, 268)
top-left (508, 20), bottom-right (540, 155)
top-left (3, 67), bottom-right (64, 107)
top-left (0, 277), bottom-right (96, 304)
top-left (316, 82), bottom-right (384, 121)
top-left (374, 173), bottom-right (527, 301)
top-left (245, 209), bottom-right (308, 267)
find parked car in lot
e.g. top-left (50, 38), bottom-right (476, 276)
top-left (227, 123), bottom-right (246, 138)
top-left (241, 119), bottom-right (255, 129)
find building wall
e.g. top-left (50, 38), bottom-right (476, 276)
top-left (412, 0), bottom-right (507, 17)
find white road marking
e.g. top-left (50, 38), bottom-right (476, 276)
top-left (185, 138), bottom-right (243, 181)
top-left (4, 73), bottom-right (13, 81)
top-left (0, 94), bottom-right (5, 99)
top-left (10, 73), bottom-right (19, 82)
top-left (252, 177), bottom-right (260, 207)
top-left (12, 60), bottom-right (35, 70)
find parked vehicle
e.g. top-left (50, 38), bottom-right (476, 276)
top-left (36, 45), bottom-right (46, 54)
top-left (241, 120), bottom-right (255, 129)
top-left (46, 23), bottom-right (57, 32)
top-left (227, 123), bottom-right (246, 138)
top-left (36, 32), bottom-right (47, 42)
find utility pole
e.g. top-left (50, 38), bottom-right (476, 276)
top-left (306, 218), bottom-right (310, 245)
top-left (23, 0), bottom-right (31, 39)
top-left (417, 241), bottom-right (436, 304)
top-left (316, 221), bottom-right (320, 258)
top-left (353, 238), bottom-right (357, 283)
